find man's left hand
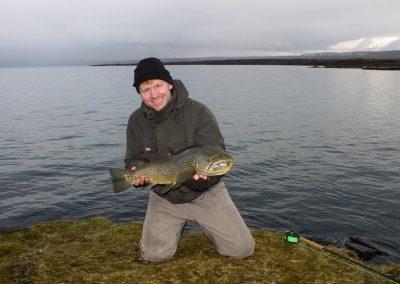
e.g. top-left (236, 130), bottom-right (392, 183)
top-left (193, 174), bottom-right (208, 181)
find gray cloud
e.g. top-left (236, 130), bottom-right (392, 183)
top-left (1, 0), bottom-right (400, 66)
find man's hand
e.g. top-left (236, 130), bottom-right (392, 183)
top-left (193, 173), bottom-right (208, 181)
top-left (131, 166), bottom-right (149, 187)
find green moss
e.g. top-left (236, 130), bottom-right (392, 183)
top-left (0, 217), bottom-right (398, 283)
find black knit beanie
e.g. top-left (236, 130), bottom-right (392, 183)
top-left (133, 57), bottom-right (174, 93)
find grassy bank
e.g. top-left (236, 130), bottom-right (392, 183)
top-left (1, 217), bottom-right (399, 283)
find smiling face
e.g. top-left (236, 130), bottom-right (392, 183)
top-left (138, 79), bottom-right (173, 111)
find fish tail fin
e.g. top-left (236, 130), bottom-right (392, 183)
top-left (109, 168), bottom-right (132, 193)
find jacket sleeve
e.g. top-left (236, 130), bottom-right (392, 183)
top-left (124, 117), bottom-right (148, 170)
top-left (184, 105), bottom-right (226, 190)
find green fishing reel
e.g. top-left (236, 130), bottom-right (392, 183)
top-left (284, 231), bottom-right (300, 243)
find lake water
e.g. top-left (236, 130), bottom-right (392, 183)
top-left (0, 65), bottom-right (399, 264)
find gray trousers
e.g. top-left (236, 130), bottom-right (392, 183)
top-left (139, 182), bottom-right (255, 262)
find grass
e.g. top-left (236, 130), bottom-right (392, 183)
top-left (0, 217), bottom-right (399, 283)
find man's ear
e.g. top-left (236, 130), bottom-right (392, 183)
top-left (168, 84), bottom-right (173, 90)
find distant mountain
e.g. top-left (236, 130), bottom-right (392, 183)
top-left (298, 50), bottom-right (400, 60)
top-left (172, 50), bottom-right (400, 61)
top-left (92, 50), bottom-right (400, 66)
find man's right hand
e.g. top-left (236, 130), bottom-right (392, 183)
top-left (131, 166), bottom-right (149, 187)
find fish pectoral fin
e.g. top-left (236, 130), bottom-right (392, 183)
top-left (158, 183), bottom-right (177, 195)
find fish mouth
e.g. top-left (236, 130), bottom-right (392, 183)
top-left (212, 161), bottom-right (231, 170)
top-left (203, 160), bottom-right (233, 176)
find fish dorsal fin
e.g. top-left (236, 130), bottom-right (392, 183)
top-left (135, 158), bottom-right (150, 169)
top-left (136, 161), bottom-right (147, 169)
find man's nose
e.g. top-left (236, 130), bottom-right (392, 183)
top-left (149, 88), bottom-right (158, 98)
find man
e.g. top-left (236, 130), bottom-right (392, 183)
top-left (124, 57), bottom-right (254, 262)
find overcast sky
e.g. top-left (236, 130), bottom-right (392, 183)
top-left (1, 0), bottom-right (400, 66)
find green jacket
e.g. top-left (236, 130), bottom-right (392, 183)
top-left (124, 79), bottom-right (226, 203)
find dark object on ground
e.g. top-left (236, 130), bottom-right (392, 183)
top-left (346, 242), bottom-right (378, 261)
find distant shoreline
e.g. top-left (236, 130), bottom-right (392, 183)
top-left (92, 58), bottom-right (400, 70)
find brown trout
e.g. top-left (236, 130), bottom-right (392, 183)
top-left (109, 146), bottom-right (233, 194)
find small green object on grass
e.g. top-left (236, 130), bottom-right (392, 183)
top-left (284, 231), bottom-right (299, 243)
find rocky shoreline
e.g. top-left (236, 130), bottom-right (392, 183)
top-left (92, 58), bottom-right (400, 70)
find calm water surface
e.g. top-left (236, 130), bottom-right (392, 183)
top-left (0, 65), bottom-right (399, 263)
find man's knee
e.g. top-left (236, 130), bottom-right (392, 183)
top-left (140, 246), bottom-right (176, 262)
top-left (141, 251), bottom-right (174, 262)
top-left (218, 233), bottom-right (255, 259)
top-left (139, 240), bottom-right (177, 262)
top-left (232, 235), bottom-right (255, 259)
